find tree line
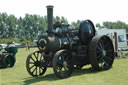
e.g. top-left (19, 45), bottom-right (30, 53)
top-left (96, 21), bottom-right (128, 32)
top-left (0, 12), bottom-right (128, 44)
top-left (0, 13), bottom-right (68, 44)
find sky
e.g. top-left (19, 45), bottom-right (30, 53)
top-left (0, 0), bottom-right (128, 25)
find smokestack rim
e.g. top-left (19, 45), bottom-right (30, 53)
top-left (46, 5), bottom-right (54, 8)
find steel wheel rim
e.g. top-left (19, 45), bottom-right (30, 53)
top-left (6, 55), bottom-right (15, 67)
top-left (26, 51), bottom-right (47, 77)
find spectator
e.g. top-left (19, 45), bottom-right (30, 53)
top-left (8, 42), bottom-right (17, 64)
top-left (26, 43), bottom-right (28, 50)
top-left (28, 44), bottom-right (30, 50)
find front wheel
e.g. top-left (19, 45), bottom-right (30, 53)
top-left (53, 50), bottom-right (73, 79)
top-left (26, 51), bottom-right (47, 77)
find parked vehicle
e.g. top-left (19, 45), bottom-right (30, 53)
top-left (97, 29), bottom-right (128, 51)
top-left (0, 44), bottom-right (18, 68)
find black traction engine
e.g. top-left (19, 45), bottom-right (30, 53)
top-left (26, 5), bottom-right (114, 79)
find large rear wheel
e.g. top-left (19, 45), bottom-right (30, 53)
top-left (89, 35), bottom-right (114, 71)
top-left (5, 55), bottom-right (15, 67)
top-left (1, 54), bottom-right (15, 68)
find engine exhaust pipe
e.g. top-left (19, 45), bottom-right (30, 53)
top-left (46, 5), bottom-right (54, 35)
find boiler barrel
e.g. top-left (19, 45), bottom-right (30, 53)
top-left (37, 35), bottom-right (70, 52)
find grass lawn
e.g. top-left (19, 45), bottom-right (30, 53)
top-left (0, 48), bottom-right (128, 85)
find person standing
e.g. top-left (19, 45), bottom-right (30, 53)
top-left (28, 44), bottom-right (30, 50)
top-left (8, 42), bottom-right (17, 66)
top-left (26, 43), bottom-right (28, 50)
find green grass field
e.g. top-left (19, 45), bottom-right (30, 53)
top-left (0, 48), bottom-right (128, 85)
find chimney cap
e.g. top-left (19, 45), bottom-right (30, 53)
top-left (46, 5), bottom-right (54, 8)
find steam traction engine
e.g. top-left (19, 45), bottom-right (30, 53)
top-left (0, 45), bottom-right (17, 68)
top-left (26, 6), bottom-right (114, 78)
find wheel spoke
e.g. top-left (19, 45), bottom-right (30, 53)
top-left (99, 62), bottom-right (104, 68)
top-left (30, 56), bottom-right (35, 62)
top-left (64, 66), bottom-right (69, 71)
top-left (39, 67), bottom-right (41, 75)
top-left (58, 67), bottom-right (63, 73)
top-left (37, 52), bottom-right (39, 57)
top-left (100, 40), bottom-right (105, 48)
top-left (103, 60), bottom-right (110, 68)
top-left (103, 56), bottom-right (113, 61)
top-left (99, 42), bottom-right (103, 49)
top-left (96, 49), bottom-right (102, 54)
top-left (32, 67), bottom-right (37, 74)
top-left (33, 53), bottom-right (38, 61)
top-left (61, 56), bottom-right (64, 61)
top-left (65, 56), bottom-right (70, 61)
top-left (106, 50), bottom-right (113, 53)
top-left (37, 52), bottom-right (39, 61)
top-left (35, 67), bottom-right (37, 76)
top-left (97, 45), bottom-right (100, 50)
top-left (104, 42), bottom-right (111, 48)
top-left (57, 61), bottom-right (63, 66)
top-left (29, 62), bottom-right (34, 64)
top-left (40, 67), bottom-right (45, 71)
top-left (40, 55), bottom-right (43, 61)
top-left (97, 56), bottom-right (102, 61)
top-left (29, 64), bottom-right (35, 69)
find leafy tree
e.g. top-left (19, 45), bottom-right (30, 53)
top-left (0, 13), bottom-right (8, 38)
top-left (96, 21), bottom-right (128, 32)
top-left (61, 16), bottom-right (68, 24)
top-left (0, 12), bottom-right (69, 44)
top-left (6, 14), bottom-right (17, 38)
top-left (16, 17), bottom-right (24, 39)
top-left (70, 20), bottom-right (81, 28)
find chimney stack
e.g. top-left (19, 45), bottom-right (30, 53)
top-left (46, 5), bottom-right (54, 34)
